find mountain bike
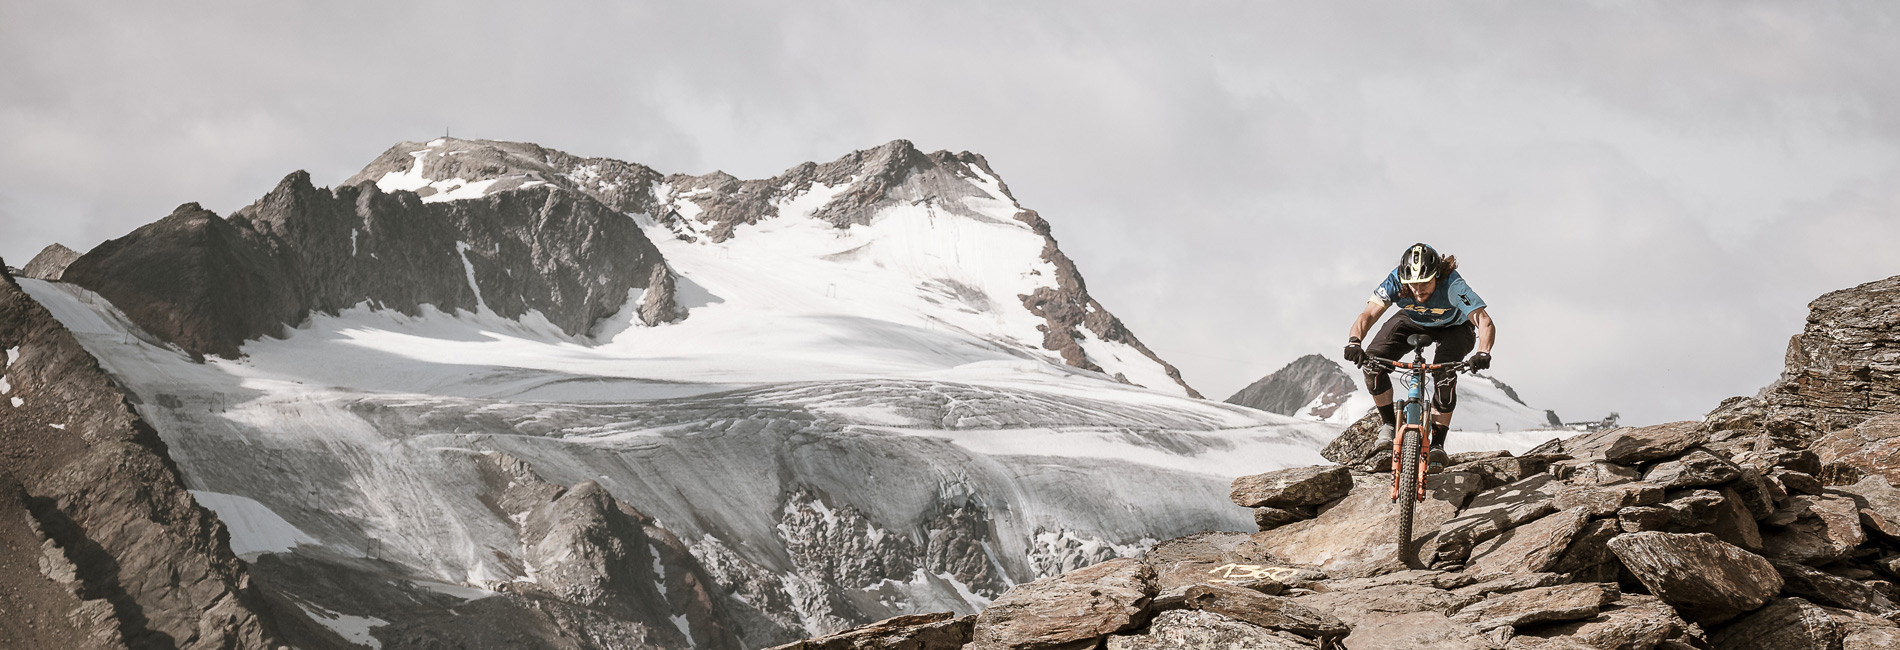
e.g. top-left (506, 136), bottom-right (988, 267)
top-left (1360, 333), bottom-right (1471, 566)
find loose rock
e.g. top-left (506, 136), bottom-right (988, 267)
top-left (1466, 507), bottom-right (1592, 579)
top-left (1771, 560), bottom-right (1899, 615)
top-left (1813, 415), bottom-right (1900, 487)
top-left (1231, 466), bottom-right (1355, 509)
top-left (1104, 610), bottom-right (1310, 650)
top-left (1606, 532), bottom-right (1781, 626)
top-left (968, 558), bottom-right (1155, 650)
top-left (1451, 583), bottom-right (1619, 631)
top-left (1762, 494), bottom-right (1865, 566)
top-left (1643, 449), bottom-right (1744, 489)
top-left (1181, 583), bottom-right (1348, 640)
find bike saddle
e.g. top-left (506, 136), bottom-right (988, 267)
top-left (1407, 333), bottom-right (1435, 347)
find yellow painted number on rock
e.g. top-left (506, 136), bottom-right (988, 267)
top-left (1207, 563), bottom-right (1301, 583)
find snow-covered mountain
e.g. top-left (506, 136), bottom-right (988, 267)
top-left (1228, 353), bottom-right (1565, 433)
top-left (15, 138), bottom-right (1360, 648)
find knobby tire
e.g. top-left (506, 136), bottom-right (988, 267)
top-left (1395, 427), bottom-right (1421, 566)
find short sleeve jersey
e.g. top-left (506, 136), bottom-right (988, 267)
top-left (1372, 269), bottom-right (1486, 328)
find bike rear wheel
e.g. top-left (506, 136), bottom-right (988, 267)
top-left (1395, 426), bottom-right (1421, 564)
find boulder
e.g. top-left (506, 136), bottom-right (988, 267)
top-left (1558, 421), bottom-right (1708, 464)
top-left (1140, 531), bottom-right (1308, 593)
top-left (1505, 595), bottom-right (1689, 650)
top-left (968, 558), bottom-right (1155, 650)
top-left (1704, 275), bottom-right (1900, 437)
top-left (1452, 454), bottom-right (1563, 490)
top-left (1418, 474), bottom-right (1559, 566)
top-left (1547, 459), bottom-right (1641, 486)
top-left (1642, 449), bottom-right (1744, 489)
top-left (1658, 487), bottom-right (1762, 551)
top-left (1771, 560), bottom-right (1899, 615)
top-left (1774, 469), bottom-right (1825, 496)
top-left (768, 612), bottom-right (973, 650)
top-left (1231, 466), bottom-right (1354, 509)
top-left (1606, 532), bottom-right (1782, 626)
top-left (1341, 611), bottom-right (1492, 650)
top-left (1762, 494), bottom-right (1865, 566)
top-left (1104, 610), bottom-right (1311, 650)
top-left (1320, 410), bottom-right (1389, 471)
top-left (1550, 482), bottom-right (1664, 517)
top-left (1450, 583), bottom-right (1619, 632)
top-left (1834, 475), bottom-right (1900, 539)
top-left (1181, 583), bottom-right (1349, 639)
top-left (1618, 506), bottom-right (1671, 533)
top-left (1708, 597), bottom-right (1839, 650)
top-left (1727, 466), bottom-right (1780, 521)
top-left (1551, 519), bottom-right (1623, 583)
top-left (1466, 507), bottom-right (1593, 579)
top-left (1254, 507), bottom-right (1308, 532)
top-left (1814, 414), bottom-right (1900, 487)
top-left (1252, 472), bottom-right (1484, 578)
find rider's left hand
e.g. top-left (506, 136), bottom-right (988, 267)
top-left (1468, 351), bottom-right (1492, 371)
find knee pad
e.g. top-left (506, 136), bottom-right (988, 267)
top-left (1432, 373), bottom-right (1458, 412)
top-left (1364, 371), bottom-right (1392, 395)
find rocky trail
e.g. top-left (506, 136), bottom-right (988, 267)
top-left (776, 275), bottom-right (1900, 650)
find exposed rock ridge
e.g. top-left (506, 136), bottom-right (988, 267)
top-left (1225, 354), bottom-right (1357, 417)
top-left (62, 170), bottom-right (679, 359)
top-left (1708, 274), bottom-right (1900, 438)
top-left (1013, 209), bottom-right (1203, 398)
top-left (21, 243), bottom-right (79, 281)
top-left (0, 263), bottom-right (313, 649)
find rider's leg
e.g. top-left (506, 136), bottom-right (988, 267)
top-left (1425, 322), bottom-right (1475, 472)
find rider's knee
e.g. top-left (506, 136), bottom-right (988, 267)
top-left (1364, 371), bottom-right (1391, 395)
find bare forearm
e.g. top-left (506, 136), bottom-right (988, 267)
top-left (1474, 311), bottom-right (1495, 353)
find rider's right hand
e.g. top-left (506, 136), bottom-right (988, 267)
top-left (1344, 340), bottom-right (1366, 365)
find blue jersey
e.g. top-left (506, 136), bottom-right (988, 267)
top-left (1373, 269), bottom-right (1486, 327)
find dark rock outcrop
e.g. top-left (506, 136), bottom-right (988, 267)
top-left (0, 264), bottom-right (311, 649)
top-left (1706, 275), bottom-right (1900, 438)
top-left (62, 172), bottom-right (679, 360)
top-left (1225, 354), bottom-right (1357, 419)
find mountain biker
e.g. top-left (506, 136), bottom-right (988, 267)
top-left (1342, 243), bottom-right (1496, 473)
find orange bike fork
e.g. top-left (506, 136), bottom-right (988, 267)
top-left (1389, 423), bottom-right (1430, 501)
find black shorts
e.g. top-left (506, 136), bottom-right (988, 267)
top-left (1365, 316), bottom-right (1475, 365)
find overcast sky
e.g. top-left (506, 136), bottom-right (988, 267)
top-left (4, 1), bottom-right (1897, 426)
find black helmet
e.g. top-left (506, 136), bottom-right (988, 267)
top-left (1397, 243), bottom-right (1440, 284)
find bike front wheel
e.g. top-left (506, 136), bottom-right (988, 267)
top-left (1395, 426), bottom-right (1422, 565)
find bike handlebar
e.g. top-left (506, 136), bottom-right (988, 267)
top-left (1358, 358), bottom-right (1473, 374)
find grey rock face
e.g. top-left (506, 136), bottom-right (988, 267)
top-left (63, 173), bottom-right (678, 359)
top-left (21, 243), bottom-right (79, 281)
top-left (1225, 354), bottom-right (1358, 419)
top-left (0, 267), bottom-right (300, 649)
top-left (1813, 414), bottom-right (1900, 488)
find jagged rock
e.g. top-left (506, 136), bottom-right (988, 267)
top-left (1507, 594), bottom-right (1690, 650)
top-left (1619, 506), bottom-right (1672, 533)
top-left (1140, 531), bottom-right (1306, 593)
top-left (1466, 507), bottom-right (1593, 579)
top-left (1341, 611), bottom-right (1491, 650)
top-left (1319, 410), bottom-right (1387, 471)
top-left (1775, 469), bottom-right (1826, 496)
top-left (1453, 454), bottom-right (1563, 490)
top-left (1226, 354), bottom-right (1357, 420)
top-left (1451, 573), bottom-right (1567, 600)
top-left (1552, 519), bottom-right (1624, 583)
top-left (1293, 581), bottom-right (1480, 627)
top-left (1255, 507), bottom-right (1308, 532)
top-left (1417, 473), bottom-right (1559, 566)
top-left (766, 612), bottom-right (973, 650)
top-left (0, 267), bottom-right (302, 649)
top-left (1836, 475), bottom-right (1900, 539)
top-left (1771, 559), bottom-right (1899, 615)
top-left (1546, 459), bottom-right (1639, 486)
top-left (1105, 610), bottom-right (1311, 650)
top-left (1451, 450), bottom-right (1515, 464)
top-left (1551, 482), bottom-right (1665, 517)
top-left (1451, 583), bottom-right (1619, 631)
top-left (1708, 597), bottom-right (1841, 649)
top-left (1815, 415), bottom-right (1900, 487)
top-left (1657, 487), bottom-right (1763, 551)
top-left (1181, 583), bottom-right (1349, 639)
top-left (21, 243), bottom-right (79, 281)
top-left (1763, 494), bottom-right (1866, 566)
top-left (1728, 467), bottom-right (1780, 520)
top-left (1606, 532), bottom-right (1782, 626)
top-left (1230, 466), bottom-right (1354, 509)
top-left (1705, 275), bottom-right (1900, 438)
top-left (968, 558), bottom-right (1155, 650)
top-left (1253, 472), bottom-right (1484, 577)
top-left (1643, 449), bottom-right (1744, 489)
top-left (1557, 421), bottom-right (1709, 465)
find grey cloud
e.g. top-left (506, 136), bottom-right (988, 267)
top-left (3, 1), bottom-right (1896, 425)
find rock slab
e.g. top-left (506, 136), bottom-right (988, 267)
top-left (1606, 531), bottom-right (1782, 626)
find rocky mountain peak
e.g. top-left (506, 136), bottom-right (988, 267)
top-left (21, 242), bottom-right (80, 281)
top-left (1226, 353), bottom-right (1357, 418)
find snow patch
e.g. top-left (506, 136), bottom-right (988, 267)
top-left (189, 490), bottom-right (320, 557)
top-left (454, 242), bottom-right (488, 312)
top-left (296, 602), bottom-right (387, 649)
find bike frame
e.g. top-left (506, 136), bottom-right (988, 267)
top-left (1368, 348), bottom-right (1467, 503)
